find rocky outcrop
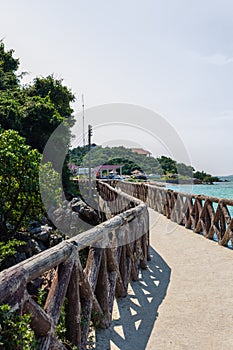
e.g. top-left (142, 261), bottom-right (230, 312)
top-left (71, 197), bottom-right (100, 225)
top-left (1, 197), bottom-right (102, 271)
top-left (48, 196), bottom-right (101, 237)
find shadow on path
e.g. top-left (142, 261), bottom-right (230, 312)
top-left (95, 247), bottom-right (171, 350)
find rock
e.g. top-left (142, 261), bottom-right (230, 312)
top-left (41, 224), bottom-right (53, 234)
top-left (29, 221), bottom-right (42, 235)
top-left (65, 192), bottom-right (75, 201)
top-left (30, 239), bottom-right (43, 254)
top-left (33, 225), bottom-right (52, 243)
top-left (29, 220), bottom-right (41, 228)
top-left (37, 240), bottom-right (47, 252)
top-left (50, 234), bottom-right (63, 247)
top-left (42, 196), bottom-right (101, 239)
top-left (71, 197), bottom-right (100, 225)
top-left (34, 231), bottom-right (50, 243)
top-left (30, 226), bottom-right (42, 234)
top-left (41, 216), bottom-right (51, 225)
top-left (71, 197), bottom-right (82, 212)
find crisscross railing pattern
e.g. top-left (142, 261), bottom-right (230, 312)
top-left (0, 181), bottom-right (149, 350)
top-left (110, 181), bottom-right (233, 248)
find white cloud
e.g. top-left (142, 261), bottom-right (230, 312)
top-left (201, 53), bottom-right (233, 66)
top-left (217, 110), bottom-right (233, 120)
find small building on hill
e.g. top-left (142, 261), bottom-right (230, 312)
top-left (131, 148), bottom-right (152, 157)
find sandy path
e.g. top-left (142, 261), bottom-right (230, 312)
top-left (95, 209), bottom-right (233, 350)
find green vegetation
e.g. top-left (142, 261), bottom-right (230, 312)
top-left (0, 42), bottom-right (19, 90)
top-left (193, 171), bottom-right (220, 183)
top-left (0, 129), bottom-right (42, 238)
top-left (0, 129), bottom-right (62, 271)
top-left (0, 41), bottom-right (78, 349)
top-left (69, 145), bottom-right (163, 175)
top-left (0, 42), bottom-right (75, 152)
top-left (70, 146), bottom-right (220, 183)
top-left (0, 41), bottom-right (76, 264)
top-left (0, 304), bottom-right (37, 349)
top-left (0, 41), bottom-right (75, 239)
top-left (39, 161), bottom-right (62, 209)
top-left (0, 239), bottom-right (26, 269)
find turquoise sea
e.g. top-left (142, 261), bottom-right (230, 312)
top-left (166, 181), bottom-right (233, 200)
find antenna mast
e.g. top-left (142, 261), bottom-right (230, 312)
top-left (82, 94), bottom-right (85, 146)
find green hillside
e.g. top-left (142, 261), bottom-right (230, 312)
top-left (69, 145), bottom-right (203, 179)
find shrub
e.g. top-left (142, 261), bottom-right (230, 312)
top-left (0, 304), bottom-right (37, 349)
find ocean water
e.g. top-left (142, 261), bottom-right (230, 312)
top-left (166, 181), bottom-right (233, 200)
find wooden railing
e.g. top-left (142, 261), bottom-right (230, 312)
top-left (0, 181), bottom-right (150, 350)
top-left (110, 181), bottom-right (233, 248)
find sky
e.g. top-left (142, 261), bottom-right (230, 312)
top-left (1, 0), bottom-right (233, 175)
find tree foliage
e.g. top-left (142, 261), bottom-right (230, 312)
top-left (0, 41), bottom-right (75, 153)
top-left (0, 129), bottom-right (42, 238)
top-left (70, 146), bottom-right (220, 183)
top-left (0, 41), bottom-right (19, 90)
top-left (0, 89), bottom-right (22, 130)
top-left (0, 41), bottom-right (76, 245)
top-left (20, 95), bottom-right (65, 152)
top-left (69, 145), bottom-right (163, 175)
top-left (176, 162), bottom-right (194, 177)
top-left (39, 161), bottom-right (62, 209)
top-left (26, 75), bottom-right (75, 117)
top-left (157, 156), bottom-right (177, 174)
top-left (70, 146), bottom-right (194, 176)
top-left (194, 170), bottom-right (219, 183)
top-left (0, 239), bottom-right (26, 269)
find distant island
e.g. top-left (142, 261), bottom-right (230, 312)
top-left (69, 145), bottom-right (221, 184)
top-left (218, 175), bottom-right (233, 182)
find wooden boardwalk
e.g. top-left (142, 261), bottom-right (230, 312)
top-left (95, 208), bottom-right (233, 350)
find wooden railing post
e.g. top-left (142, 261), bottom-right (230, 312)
top-left (113, 180), bottom-right (233, 248)
top-left (95, 250), bottom-right (110, 326)
top-left (0, 180), bottom-right (150, 350)
top-left (65, 253), bottom-right (82, 348)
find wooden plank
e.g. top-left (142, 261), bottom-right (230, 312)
top-left (119, 245), bottom-right (128, 292)
top-left (106, 247), bottom-right (126, 297)
top-left (80, 297), bottom-right (93, 350)
top-left (84, 248), bottom-right (103, 291)
top-left (0, 242), bottom-right (73, 303)
top-left (108, 270), bottom-right (117, 317)
top-left (0, 179), bottom-right (150, 350)
top-left (45, 252), bottom-right (75, 325)
top-left (95, 250), bottom-right (110, 326)
top-left (126, 243), bottom-right (138, 281)
top-left (0, 202), bottom-right (147, 304)
top-left (77, 259), bottom-right (109, 329)
top-left (23, 296), bottom-right (52, 337)
top-left (65, 256), bottom-right (82, 348)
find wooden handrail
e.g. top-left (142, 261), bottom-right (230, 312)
top-left (0, 180), bottom-right (150, 350)
top-left (111, 180), bottom-right (233, 248)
